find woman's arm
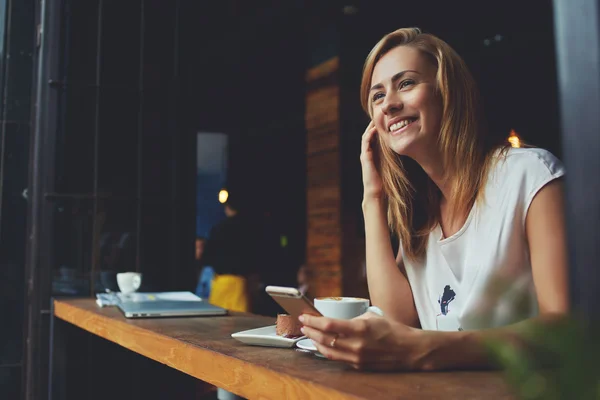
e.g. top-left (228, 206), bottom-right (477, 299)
top-left (302, 180), bottom-right (569, 370)
top-left (363, 198), bottom-right (419, 327)
top-left (360, 121), bottom-right (419, 327)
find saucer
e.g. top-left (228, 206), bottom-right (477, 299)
top-left (231, 325), bottom-right (305, 348)
top-left (295, 338), bottom-right (326, 358)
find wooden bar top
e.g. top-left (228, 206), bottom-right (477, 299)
top-left (53, 298), bottom-right (514, 400)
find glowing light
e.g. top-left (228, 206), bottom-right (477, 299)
top-left (218, 189), bottom-right (229, 204)
top-left (508, 129), bottom-right (522, 148)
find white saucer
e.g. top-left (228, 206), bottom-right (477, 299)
top-left (231, 325), bottom-right (305, 348)
top-left (296, 338), bottom-right (326, 358)
top-left (295, 338), bottom-right (317, 351)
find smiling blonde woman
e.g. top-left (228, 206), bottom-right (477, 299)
top-left (300, 27), bottom-right (569, 371)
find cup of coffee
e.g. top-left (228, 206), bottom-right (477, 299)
top-left (116, 272), bottom-right (142, 294)
top-left (314, 297), bottom-right (371, 320)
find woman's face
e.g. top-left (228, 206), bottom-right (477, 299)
top-left (369, 45), bottom-right (443, 160)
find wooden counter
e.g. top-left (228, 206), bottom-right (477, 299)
top-left (52, 298), bottom-right (514, 400)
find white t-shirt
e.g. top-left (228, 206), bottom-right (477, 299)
top-left (403, 148), bottom-right (565, 331)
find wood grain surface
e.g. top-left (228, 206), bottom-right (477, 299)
top-left (54, 298), bottom-right (514, 400)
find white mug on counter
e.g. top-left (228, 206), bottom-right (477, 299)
top-left (116, 272), bottom-right (142, 294)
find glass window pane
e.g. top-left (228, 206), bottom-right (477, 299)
top-left (139, 201), bottom-right (172, 292)
top-left (141, 88), bottom-right (171, 197)
top-left (51, 198), bottom-right (94, 296)
top-left (97, 88), bottom-right (139, 196)
top-left (64, 0), bottom-right (100, 84)
top-left (99, 0), bottom-right (141, 87)
top-left (55, 86), bottom-right (97, 194)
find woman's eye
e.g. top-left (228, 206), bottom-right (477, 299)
top-left (372, 92), bottom-right (385, 102)
top-left (399, 79), bottom-right (415, 89)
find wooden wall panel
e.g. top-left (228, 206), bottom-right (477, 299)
top-left (305, 57), bottom-right (342, 298)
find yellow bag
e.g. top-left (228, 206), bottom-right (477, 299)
top-left (208, 274), bottom-right (249, 312)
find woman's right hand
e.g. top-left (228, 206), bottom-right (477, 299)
top-left (360, 121), bottom-right (384, 201)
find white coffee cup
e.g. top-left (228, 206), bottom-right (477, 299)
top-left (314, 297), bottom-right (375, 320)
top-left (116, 272), bottom-right (142, 294)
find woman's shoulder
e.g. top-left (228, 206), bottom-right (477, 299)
top-left (492, 147), bottom-right (565, 179)
top-left (483, 147), bottom-right (565, 201)
top-left (478, 147), bottom-right (565, 225)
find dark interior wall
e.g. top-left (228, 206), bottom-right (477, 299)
top-left (0, 0), bottom-right (34, 398)
top-left (180, 1), bottom-right (309, 286)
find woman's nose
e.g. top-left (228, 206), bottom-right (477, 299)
top-left (382, 92), bottom-right (403, 115)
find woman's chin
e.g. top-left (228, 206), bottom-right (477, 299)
top-left (389, 143), bottom-right (414, 158)
top-left (388, 135), bottom-right (425, 159)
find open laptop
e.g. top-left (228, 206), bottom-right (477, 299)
top-left (118, 299), bottom-right (228, 319)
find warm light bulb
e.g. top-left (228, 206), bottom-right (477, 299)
top-left (218, 189), bottom-right (229, 204)
top-left (508, 129), bottom-right (522, 148)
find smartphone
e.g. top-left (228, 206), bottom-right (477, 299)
top-left (265, 285), bottom-right (322, 318)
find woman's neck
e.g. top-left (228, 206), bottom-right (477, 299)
top-left (414, 150), bottom-right (452, 202)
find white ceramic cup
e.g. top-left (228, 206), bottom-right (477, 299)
top-left (116, 272), bottom-right (142, 294)
top-left (314, 297), bottom-right (373, 320)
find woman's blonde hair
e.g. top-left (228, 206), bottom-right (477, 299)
top-left (360, 27), bottom-right (499, 261)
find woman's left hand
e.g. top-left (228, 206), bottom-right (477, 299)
top-left (299, 312), bottom-right (429, 371)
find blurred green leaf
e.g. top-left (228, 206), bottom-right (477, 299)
top-left (486, 317), bottom-right (600, 400)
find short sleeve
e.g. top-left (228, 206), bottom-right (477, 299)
top-left (504, 148), bottom-right (565, 227)
top-left (523, 149), bottom-right (565, 225)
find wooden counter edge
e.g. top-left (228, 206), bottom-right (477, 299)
top-left (53, 299), bottom-right (364, 400)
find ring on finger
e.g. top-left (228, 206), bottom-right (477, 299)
top-left (330, 334), bottom-right (339, 348)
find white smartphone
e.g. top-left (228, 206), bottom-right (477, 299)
top-left (265, 285), bottom-right (322, 318)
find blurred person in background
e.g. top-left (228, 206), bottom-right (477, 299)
top-left (200, 190), bottom-right (258, 312)
top-left (195, 236), bottom-right (206, 261)
top-left (193, 236), bottom-right (215, 299)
